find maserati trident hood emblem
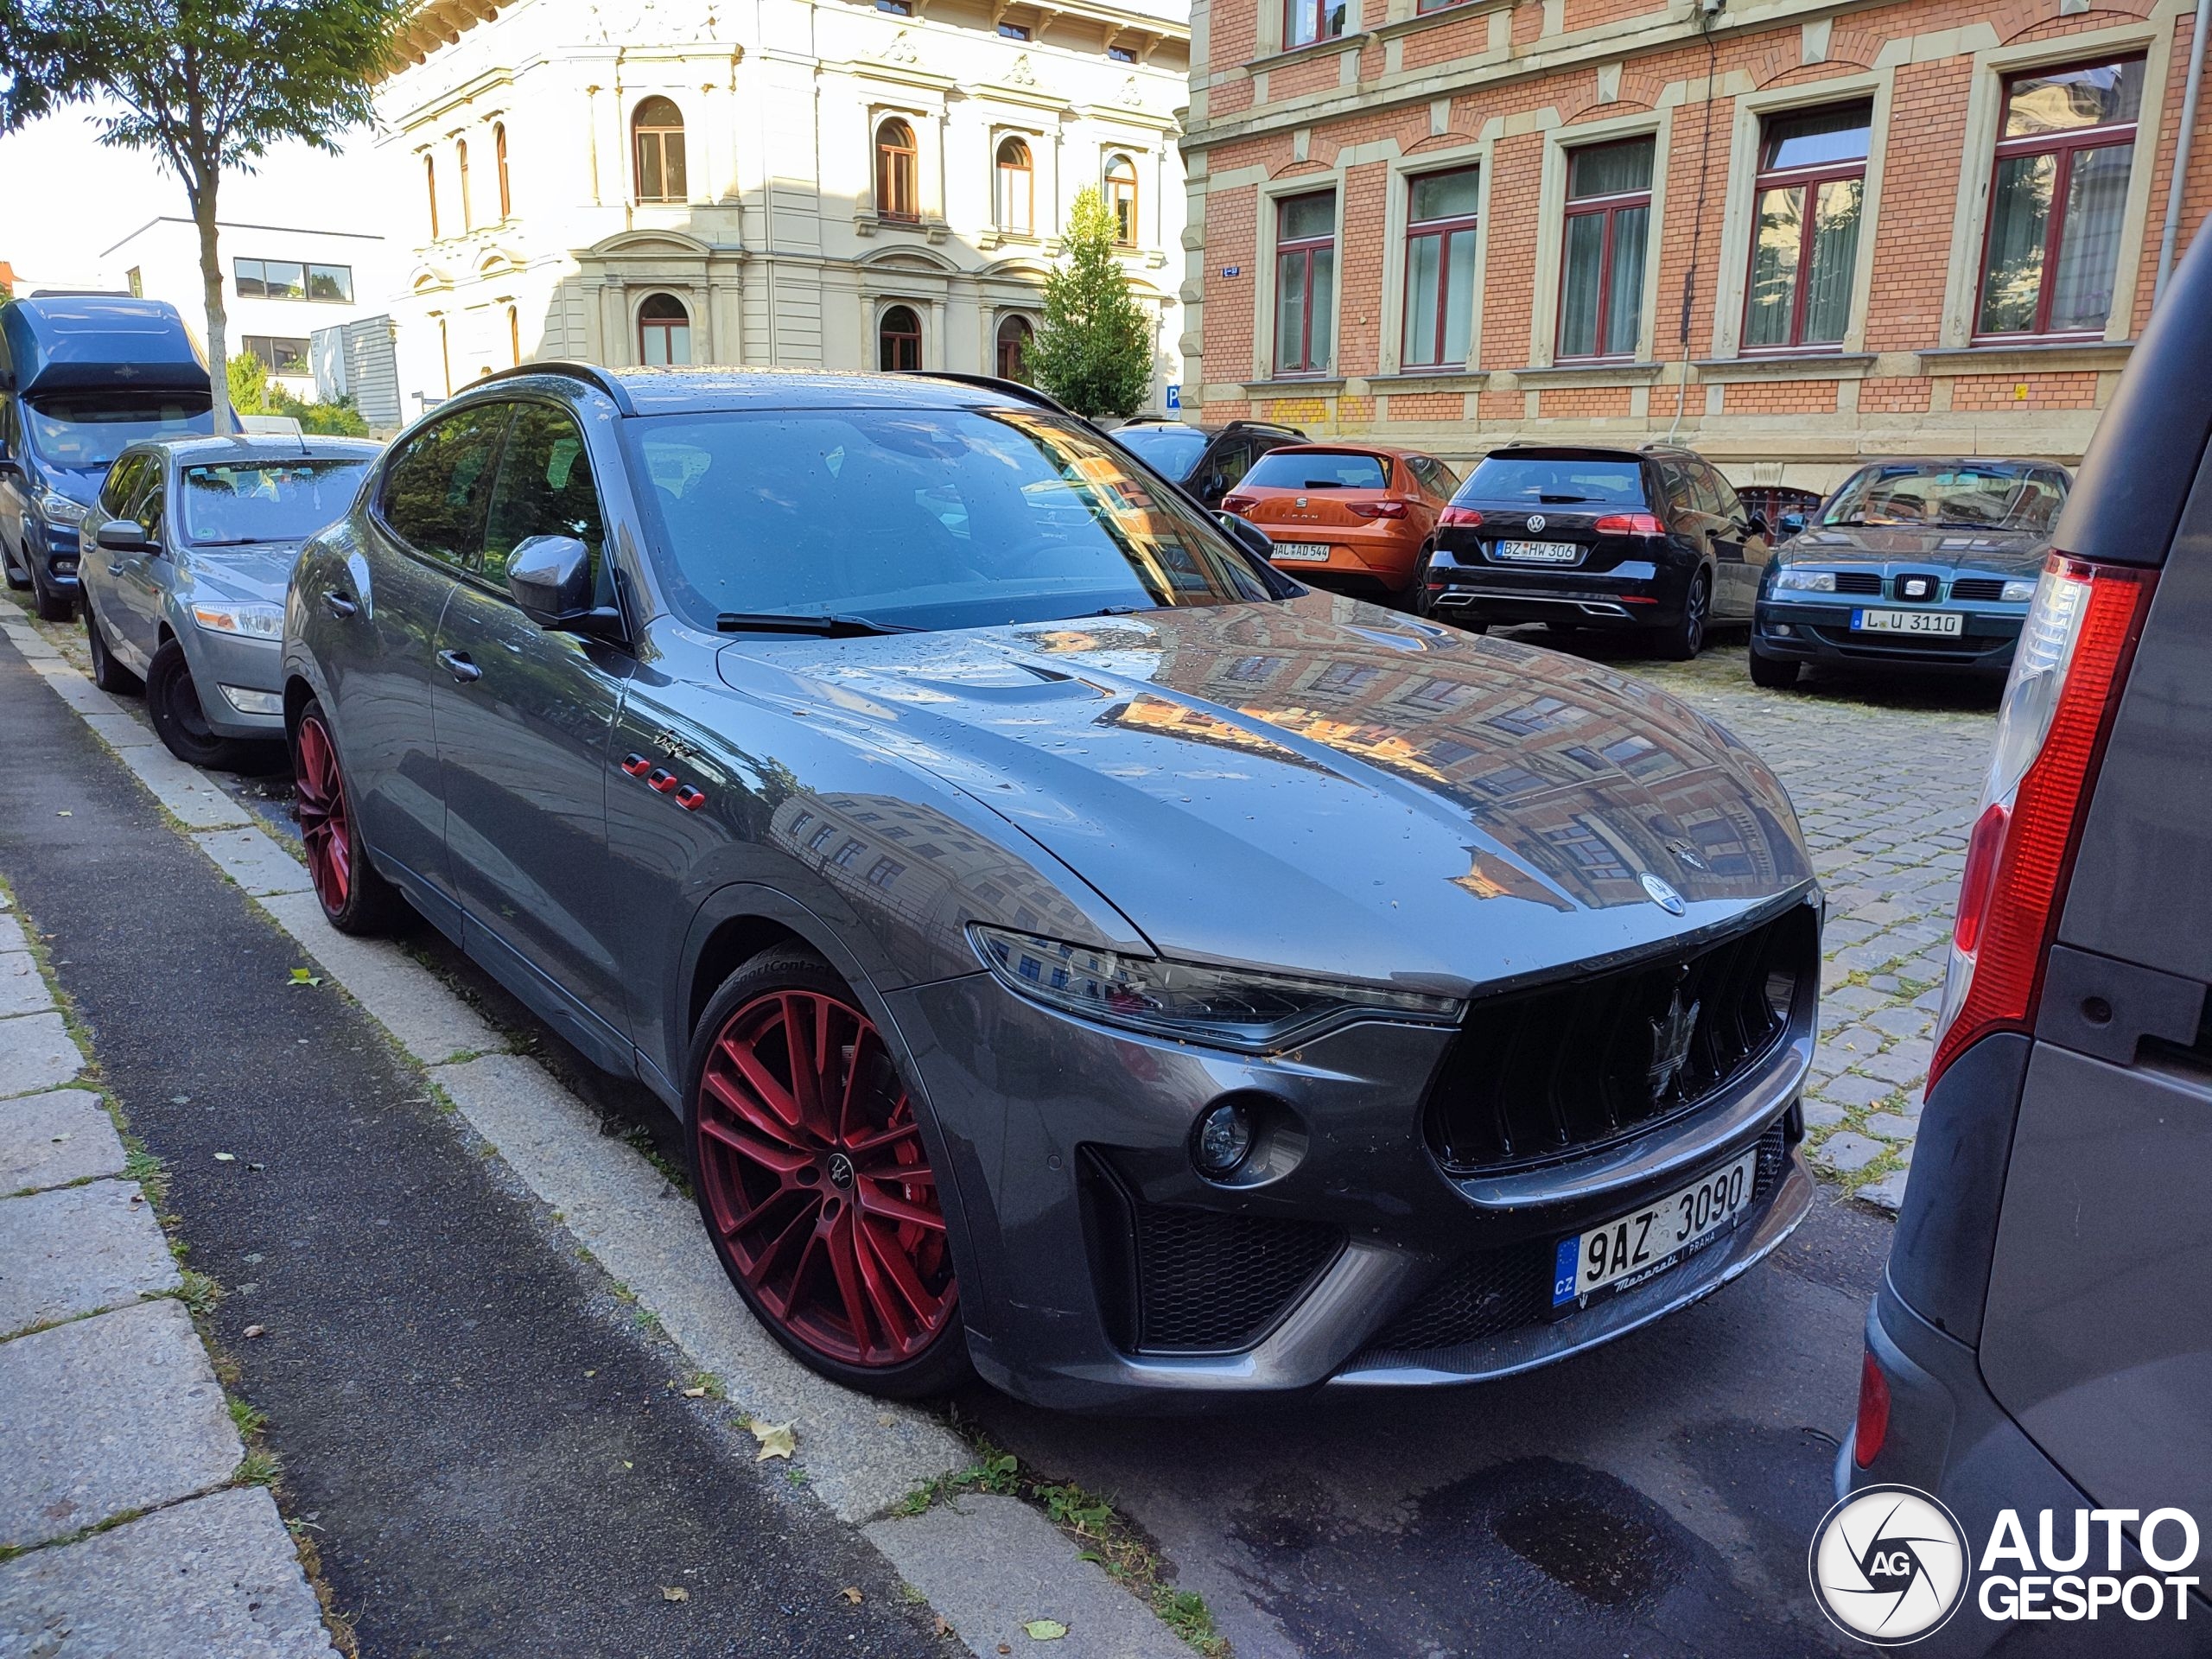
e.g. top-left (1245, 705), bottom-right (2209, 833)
top-left (1641, 872), bottom-right (1687, 914)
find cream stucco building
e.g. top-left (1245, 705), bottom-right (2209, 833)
top-left (374, 0), bottom-right (1191, 415)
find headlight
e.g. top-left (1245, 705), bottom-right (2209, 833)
top-left (2001, 579), bottom-right (2038, 603)
top-left (1773, 569), bottom-right (1837, 593)
top-left (34, 488), bottom-right (87, 526)
top-left (191, 601), bottom-right (284, 639)
top-left (969, 925), bottom-right (1463, 1052)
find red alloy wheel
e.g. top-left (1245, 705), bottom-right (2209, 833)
top-left (694, 989), bottom-right (957, 1369)
top-left (294, 713), bottom-right (353, 918)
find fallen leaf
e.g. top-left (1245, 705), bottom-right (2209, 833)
top-left (242, 1325), bottom-right (266, 1338)
top-left (49, 1132), bottom-right (70, 1144)
top-left (1023, 1620), bottom-right (1068, 1642)
top-left (583, 1370), bottom-right (597, 1377)
top-left (55, 810), bottom-right (70, 817)
top-left (998, 1646), bottom-right (1012, 1655)
top-left (839, 1586), bottom-right (862, 1605)
top-left (660, 1586), bottom-right (690, 1603)
top-left (750, 1420), bottom-right (797, 1462)
top-left (129, 1193), bottom-right (144, 1205)
top-left (247, 1162), bottom-right (265, 1173)
top-left (934, 1616), bottom-right (953, 1636)
top-left (682, 1386), bottom-right (707, 1399)
top-left (288, 969), bottom-right (323, 988)
top-left (622, 1460), bottom-right (633, 1470)
top-left (213, 1153), bottom-right (237, 1163)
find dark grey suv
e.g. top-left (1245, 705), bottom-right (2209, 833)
top-left (281, 365), bottom-right (1821, 1407)
top-left (1841, 232), bottom-right (2212, 1644)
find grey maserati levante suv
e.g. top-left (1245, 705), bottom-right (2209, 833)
top-left (281, 365), bottom-right (1821, 1405)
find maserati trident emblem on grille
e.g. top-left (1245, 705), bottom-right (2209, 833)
top-left (1640, 872), bottom-right (1687, 914)
top-left (1648, 988), bottom-right (1702, 1102)
top-left (1527, 512), bottom-right (1548, 533)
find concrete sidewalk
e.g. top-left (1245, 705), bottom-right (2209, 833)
top-left (0, 884), bottom-right (336, 1659)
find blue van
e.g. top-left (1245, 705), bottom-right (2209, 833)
top-left (0, 295), bottom-right (213, 620)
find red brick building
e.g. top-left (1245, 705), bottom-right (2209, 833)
top-left (1177, 0), bottom-right (2212, 491)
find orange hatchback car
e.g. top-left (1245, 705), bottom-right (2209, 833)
top-left (1222, 443), bottom-right (1461, 605)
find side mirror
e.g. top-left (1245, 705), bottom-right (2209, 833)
top-left (1746, 513), bottom-right (1770, 541)
top-left (0, 456), bottom-right (19, 479)
top-left (1217, 512), bottom-right (1274, 561)
top-left (96, 518), bottom-right (156, 554)
top-left (1777, 512), bottom-right (1808, 539)
top-left (506, 534), bottom-right (596, 626)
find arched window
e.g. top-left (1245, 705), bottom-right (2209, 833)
top-left (638, 293), bottom-right (692, 365)
top-left (876, 118), bottom-right (919, 223)
top-left (995, 137), bottom-right (1033, 235)
top-left (457, 137), bottom-right (473, 231)
top-left (424, 153), bottom-right (440, 240)
top-left (508, 304), bottom-right (522, 366)
top-left (633, 96), bottom-right (687, 203)
top-left (494, 123), bottom-right (512, 219)
top-left (1105, 154), bottom-right (1139, 245)
top-left (879, 304), bottom-right (922, 371)
top-left (995, 314), bottom-right (1033, 383)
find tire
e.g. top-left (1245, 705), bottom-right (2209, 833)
top-left (687, 947), bottom-right (971, 1400)
top-left (291, 698), bottom-right (409, 935)
top-left (31, 568), bottom-right (73, 623)
top-left (82, 592), bottom-right (143, 695)
top-left (1654, 569), bottom-right (1712, 661)
top-left (1748, 647), bottom-right (1800, 690)
top-left (146, 639), bottom-right (251, 769)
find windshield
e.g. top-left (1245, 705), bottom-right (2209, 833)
top-left (629, 406), bottom-right (1276, 633)
top-left (22, 395), bottom-right (213, 470)
top-left (1460, 455), bottom-right (1648, 507)
top-left (1113, 425), bottom-right (1210, 478)
top-left (1821, 465), bottom-right (2063, 531)
top-left (1244, 450), bottom-right (1390, 491)
top-left (181, 459), bottom-right (372, 544)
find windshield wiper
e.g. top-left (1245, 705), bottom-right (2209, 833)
top-left (1535, 493), bottom-right (1591, 504)
top-left (715, 611), bottom-right (916, 637)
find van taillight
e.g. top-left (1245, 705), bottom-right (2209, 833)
top-left (1926, 555), bottom-right (2155, 1092)
top-left (1853, 1350), bottom-right (1891, 1469)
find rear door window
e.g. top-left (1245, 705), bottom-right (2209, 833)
top-left (1702, 464), bottom-right (1745, 524)
top-left (1244, 450), bottom-right (1390, 490)
top-left (379, 404), bottom-right (511, 569)
top-left (480, 403), bottom-right (608, 594)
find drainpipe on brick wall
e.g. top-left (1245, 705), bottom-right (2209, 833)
top-left (1669, 10), bottom-right (1723, 442)
top-left (2155, 0), bottom-right (2211, 308)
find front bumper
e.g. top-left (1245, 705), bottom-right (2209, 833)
top-left (32, 517), bottom-right (82, 590)
top-left (1755, 600), bottom-right (2023, 677)
top-left (893, 946), bottom-right (1816, 1410)
top-left (178, 626), bottom-right (286, 738)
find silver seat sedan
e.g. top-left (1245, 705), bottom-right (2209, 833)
top-left (79, 434), bottom-right (379, 766)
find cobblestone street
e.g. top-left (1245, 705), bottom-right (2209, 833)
top-left (1549, 632), bottom-right (1999, 1210)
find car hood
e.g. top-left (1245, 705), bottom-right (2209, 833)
top-left (1782, 524), bottom-right (2050, 575)
top-left (715, 592), bottom-right (1814, 995)
top-left (181, 543), bottom-right (301, 606)
top-left (39, 464), bottom-right (107, 508)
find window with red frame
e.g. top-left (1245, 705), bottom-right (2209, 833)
top-left (1402, 168), bottom-right (1478, 369)
top-left (1105, 154), bottom-right (1140, 245)
top-left (876, 118), bottom-right (920, 223)
top-left (1284, 0), bottom-right (1346, 49)
top-left (1556, 137), bottom-right (1653, 360)
top-left (879, 304), bottom-right (922, 371)
top-left (1744, 103), bottom-right (1871, 352)
top-left (494, 123), bottom-right (512, 219)
top-left (995, 137), bottom-right (1033, 235)
top-left (1273, 190), bottom-right (1336, 377)
top-left (633, 97), bottom-right (687, 203)
top-left (995, 314), bottom-right (1033, 382)
top-left (1977, 57), bottom-right (2144, 339)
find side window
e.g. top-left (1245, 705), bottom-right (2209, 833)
top-left (0, 394), bottom-right (15, 454)
top-left (1656, 461), bottom-right (1696, 518)
top-left (132, 461), bottom-right (168, 539)
top-left (1705, 465), bottom-right (1745, 524)
top-left (480, 403), bottom-right (608, 595)
top-left (379, 404), bottom-right (511, 568)
top-left (99, 454), bottom-right (146, 518)
top-left (1213, 439), bottom-right (1257, 491)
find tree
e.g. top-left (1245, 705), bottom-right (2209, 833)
top-left (1028, 186), bottom-right (1154, 419)
top-left (0, 0), bottom-right (408, 433)
top-left (230, 348), bottom-right (371, 435)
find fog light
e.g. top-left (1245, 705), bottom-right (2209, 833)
top-left (1770, 622), bottom-right (1795, 637)
top-left (1193, 1101), bottom-right (1254, 1178)
top-left (53, 557), bottom-right (78, 575)
top-left (220, 685), bottom-right (284, 716)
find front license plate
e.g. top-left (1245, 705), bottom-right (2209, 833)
top-left (1272, 543), bottom-right (1332, 562)
top-left (1551, 1147), bottom-right (1759, 1308)
top-left (1852, 607), bottom-right (1964, 636)
top-left (1491, 539), bottom-right (1584, 565)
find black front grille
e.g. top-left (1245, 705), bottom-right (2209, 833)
top-left (1358, 1123), bottom-right (1792, 1362)
top-left (1423, 905), bottom-right (1815, 1174)
top-left (1949, 577), bottom-right (2007, 601)
top-left (1832, 571), bottom-right (1883, 594)
top-left (1127, 1205), bottom-right (1342, 1353)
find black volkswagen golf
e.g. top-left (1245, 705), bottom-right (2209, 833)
top-left (1421, 443), bottom-right (1773, 659)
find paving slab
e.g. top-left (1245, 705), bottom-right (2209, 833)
top-left (0, 1484), bottom-right (337, 1659)
top-left (0, 951), bottom-right (51, 1019)
top-left (255, 892), bottom-right (503, 1063)
top-left (0, 1011), bottom-right (85, 1099)
top-left (0, 1179), bottom-right (180, 1338)
top-left (79, 710), bottom-right (158, 749)
top-left (1811, 1132), bottom-right (1886, 1175)
top-left (0, 912), bottom-right (29, 953)
top-left (868, 1494), bottom-right (1188, 1659)
top-left (193, 827), bottom-right (313, 898)
top-left (1, 1089), bottom-right (125, 1194)
top-left (110, 744), bottom-right (252, 830)
top-left (0, 1297), bottom-right (241, 1549)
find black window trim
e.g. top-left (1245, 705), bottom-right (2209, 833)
top-left (468, 393), bottom-right (615, 608)
top-left (372, 397), bottom-right (518, 578)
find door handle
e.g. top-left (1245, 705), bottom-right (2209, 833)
top-left (437, 648), bottom-right (481, 683)
top-left (323, 591), bottom-right (358, 619)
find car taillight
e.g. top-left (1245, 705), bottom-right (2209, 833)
top-left (1853, 1350), bottom-right (1891, 1469)
top-left (1437, 505), bottom-right (1484, 528)
top-left (1926, 553), bottom-right (2156, 1092)
top-left (1593, 512), bottom-right (1667, 537)
top-left (1349, 499), bottom-right (1409, 519)
top-left (1221, 493), bottom-right (1256, 514)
